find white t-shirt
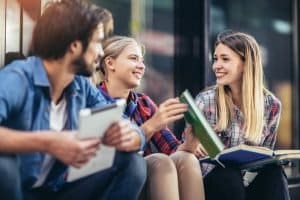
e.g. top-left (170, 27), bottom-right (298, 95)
top-left (33, 97), bottom-right (67, 187)
top-left (50, 97), bottom-right (67, 131)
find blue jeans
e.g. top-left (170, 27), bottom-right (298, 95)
top-left (24, 151), bottom-right (147, 200)
top-left (0, 154), bottom-right (23, 200)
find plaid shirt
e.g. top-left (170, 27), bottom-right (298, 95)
top-left (98, 82), bottom-right (180, 156)
top-left (195, 86), bottom-right (282, 176)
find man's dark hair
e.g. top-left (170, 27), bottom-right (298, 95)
top-left (31, 0), bottom-right (107, 59)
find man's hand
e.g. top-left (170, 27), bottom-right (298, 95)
top-left (46, 131), bottom-right (101, 168)
top-left (102, 120), bottom-right (141, 152)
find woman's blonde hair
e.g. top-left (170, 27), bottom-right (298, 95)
top-left (92, 36), bottom-right (144, 84)
top-left (214, 30), bottom-right (266, 144)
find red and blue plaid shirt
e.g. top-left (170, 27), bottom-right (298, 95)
top-left (98, 82), bottom-right (180, 156)
top-left (195, 86), bottom-right (282, 176)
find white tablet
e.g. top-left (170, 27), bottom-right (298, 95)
top-left (77, 99), bottom-right (126, 139)
top-left (67, 99), bottom-right (126, 182)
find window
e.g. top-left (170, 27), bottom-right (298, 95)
top-left (0, 0), bottom-right (41, 67)
top-left (93, 0), bottom-right (175, 104)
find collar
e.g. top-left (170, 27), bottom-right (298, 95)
top-left (32, 56), bottom-right (51, 87)
top-left (98, 82), bottom-right (138, 103)
top-left (98, 82), bottom-right (116, 102)
top-left (31, 56), bottom-right (80, 93)
top-left (98, 82), bottom-right (138, 117)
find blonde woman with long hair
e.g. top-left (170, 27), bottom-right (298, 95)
top-left (93, 36), bottom-right (205, 200)
top-left (195, 30), bottom-right (290, 200)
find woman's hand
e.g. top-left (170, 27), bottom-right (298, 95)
top-left (141, 98), bottom-right (187, 140)
top-left (177, 125), bottom-right (208, 158)
top-left (193, 143), bottom-right (208, 158)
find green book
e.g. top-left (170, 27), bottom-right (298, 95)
top-left (179, 89), bottom-right (225, 158)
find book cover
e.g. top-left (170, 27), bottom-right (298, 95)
top-left (213, 144), bottom-right (274, 167)
top-left (179, 89), bottom-right (224, 158)
top-left (200, 139), bottom-right (300, 170)
top-left (240, 148), bottom-right (300, 170)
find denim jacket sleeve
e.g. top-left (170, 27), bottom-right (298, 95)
top-left (120, 113), bottom-right (146, 151)
top-left (80, 77), bottom-right (108, 107)
top-left (0, 67), bottom-right (28, 124)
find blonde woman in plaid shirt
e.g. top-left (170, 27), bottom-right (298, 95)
top-left (194, 30), bottom-right (290, 200)
top-left (93, 36), bottom-right (205, 200)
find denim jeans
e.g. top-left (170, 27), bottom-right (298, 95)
top-left (0, 154), bottom-right (23, 200)
top-left (24, 151), bottom-right (147, 200)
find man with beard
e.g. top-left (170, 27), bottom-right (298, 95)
top-left (0, 0), bottom-right (146, 200)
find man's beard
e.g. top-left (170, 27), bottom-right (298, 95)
top-left (72, 55), bottom-right (94, 77)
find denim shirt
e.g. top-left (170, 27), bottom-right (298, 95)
top-left (0, 56), bottom-right (146, 190)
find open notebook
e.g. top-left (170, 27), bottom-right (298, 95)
top-left (199, 144), bottom-right (300, 169)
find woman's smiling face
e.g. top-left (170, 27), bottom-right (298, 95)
top-left (212, 43), bottom-right (244, 89)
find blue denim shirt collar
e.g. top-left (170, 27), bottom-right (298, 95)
top-left (32, 57), bottom-right (50, 87)
top-left (32, 57), bottom-right (81, 95)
